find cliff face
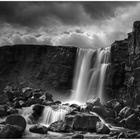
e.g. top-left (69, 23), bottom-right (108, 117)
top-left (0, 45), bottom-right (77, 93)
top-left (106, 21), bottom-right (140, 105)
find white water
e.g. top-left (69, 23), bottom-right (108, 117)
top-left (71, 47), bottom-right (110, 104)
top-left (40, 105), bottom-right (71, 126)
top-left (20, 105), bottom-right (70, 126)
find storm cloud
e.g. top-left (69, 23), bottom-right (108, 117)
top-left (0, 1), bottom-right (139, 48)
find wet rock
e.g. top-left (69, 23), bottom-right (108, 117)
top-left (49, 112), bottom-right (101, 133)
top-left (54, 101), bottom-right (61, 105)
top-left (89, 106), bottom-right (114, 118)
top-left (87, 106), bottom-right (105, 117)
top-left (0, 124), bottom-right (23, 138)
top-left (70, 104), bottom-right (80, 111)
top-left (5, 114), bottom-right (26, 131)
top-left (70, 112), bottom-right (101, 132)
top-left (106, 99), bottom-right (123, 114)
top-left (45, 92), bottom-right (53, 101)
top-left (48, 120), bottom-right (66, 132)
top-left (72, 133), bottom-right (84, 139)
top-left (118, 106), bottom-right (134, 119)
top-left (22, 87), bottom-right (33, 99)
top-left (96, 121), bottom-right (110, 134)
top-left (86, 97), bottom-right (101, 107)
top-left (29, 104), bottom-right (45, 122)
top-left (29, 124), bottom-right (48, 134)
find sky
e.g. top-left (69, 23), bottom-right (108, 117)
top-left (0, 1), bottom-right (139, 49)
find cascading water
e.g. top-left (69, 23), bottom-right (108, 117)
top-left (39, 105), bottom-right (71, 126)
top-left (71, 47), bottom-right (110, 104)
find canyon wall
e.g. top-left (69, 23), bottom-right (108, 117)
top-left (0, 45), bottom-right (77, 93)
top-left (105, 21), bottom-right (140, 105)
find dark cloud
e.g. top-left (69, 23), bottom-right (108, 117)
top-left (0, 1), bottom-right (138, 28)
top-left (82, 2), bottom-right (138, 21)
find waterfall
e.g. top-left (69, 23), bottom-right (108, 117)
top-left (40, 105), bottom-right (70, 126)
top-left (71, 47), bottom-right (110, 104)
top-left (21, 47), bottom-right (110, 128)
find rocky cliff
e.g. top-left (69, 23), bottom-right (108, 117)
top-left (105, 21), bottom-right (140, 106)
top-left (0, 45), bottom-right (77, 93)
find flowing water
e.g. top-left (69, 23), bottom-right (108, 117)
top-left (40, 106), bottom-right (70, 126)
top-left (71, 47), bottom-right (110, 104)
top-left (21, 47), bottom-right (110, 128)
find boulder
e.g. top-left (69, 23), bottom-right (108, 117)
top-left (89, 106), bottom-right (114, 118)
top-left (39, 94), bottom-right (46, 101)
top-left (96, 121), bottom-right (110, 134)
top-left (31, 104), bottom-right (45, 121)
top-left (106, 99), bottom-right (123, 114)
top-left (86, 97), bottom-right (101, 107)
top-left (29, 124), bottom-right (48, 134)
top-left (0, 124), bottom-right (23, 138)
top-left (48, 120), bottom-right (66, 132)
top-left (70, 104), bottom-right (80, 111)
top-left (49, 112), bottom-right (101, 133)
top-left (33, 92), bottom-right (42, 99)
top-left (118, 106), bottom-right (134, 119)
top-left (54, 101), bottom-right (61, 105)
top-left (5, 114), bottom-right (26, 131)
top-left (22, 87), bottom-right (33, 99)
top-left (71, 112), bottom-right (101, 132)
